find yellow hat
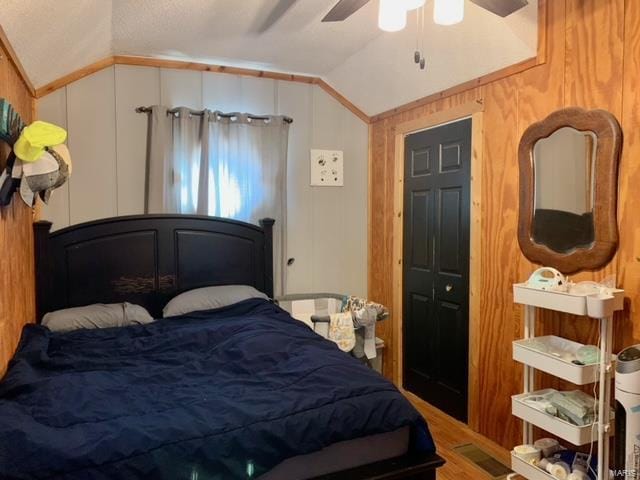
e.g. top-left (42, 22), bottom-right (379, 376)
top-left (14, 121), bottom-right (67, 162)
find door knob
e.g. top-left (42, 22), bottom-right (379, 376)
top-left (445, 284), bottom-right (453, 292)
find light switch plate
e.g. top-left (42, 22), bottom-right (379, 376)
top-left (310, 149), bottom-right (344, 186)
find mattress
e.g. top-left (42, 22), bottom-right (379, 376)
top-left (260, 426), bottom-right (409, 480)
top-left (0, 299), bottom-right (434, 479)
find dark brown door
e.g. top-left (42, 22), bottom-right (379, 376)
top-left (402, 118), bottom-right (471, 422)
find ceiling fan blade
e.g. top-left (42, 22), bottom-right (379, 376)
top-left (322, 0), bottom-right (371, 22)
top-left (469, 0), bottom-right (529, 17)
top-left (256, 0), bottom-right (299, 33)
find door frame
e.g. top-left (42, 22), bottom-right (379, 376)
top-left (392, 100), bottom-right (484, 430)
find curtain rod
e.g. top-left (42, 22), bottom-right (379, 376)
top-left (135, 106), bottom-right (293, 124)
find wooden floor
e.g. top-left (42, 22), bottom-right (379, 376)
top-left (403, 390), bottom-right (521, 480)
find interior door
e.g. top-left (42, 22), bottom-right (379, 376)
top-left (402, 118), bottom-right (471, 422)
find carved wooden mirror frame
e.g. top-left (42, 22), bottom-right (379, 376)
top-left (518, 107), bottom-right (622, 274)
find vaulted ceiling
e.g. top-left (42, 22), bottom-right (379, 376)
top-left (1, 0), bottom-right (538, 116)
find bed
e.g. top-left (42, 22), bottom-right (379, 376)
top-left (0, 214), bottom-right (444, 479)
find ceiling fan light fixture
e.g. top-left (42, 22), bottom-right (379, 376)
top-left (433, 0), bottom-right (464, 25)
top-left (378, 0), bottom-right (407, 32)
top-left (402, 0), bottom-right (426, 11)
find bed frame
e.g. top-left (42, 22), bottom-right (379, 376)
top-left (34, 214), bottom-right (274, 319)
top-left (33, 214), bottom-right (444, 479)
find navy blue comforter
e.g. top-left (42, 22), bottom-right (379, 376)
top-left (0, 299), bottom-right (434, 479)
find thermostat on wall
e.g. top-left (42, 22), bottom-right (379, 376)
top-left (310, 149), bottom-right (343, 186)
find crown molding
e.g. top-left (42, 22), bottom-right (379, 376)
top-left (34, 55), bottom-right (372, 124)
top-left (34, 57), bottom-right (116, 99)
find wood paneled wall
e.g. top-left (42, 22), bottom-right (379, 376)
top-left (369, 0), bottom-right (640, 449)
top-left (0, 41), bottom-right (35, 376)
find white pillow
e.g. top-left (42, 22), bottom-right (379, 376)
top-left (163, 285), bottom-right (268, 317)
top-left (42, 303), bottom-right (154, 332)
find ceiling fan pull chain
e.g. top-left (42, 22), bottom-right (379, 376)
top-left (420, 5), bottom-right (427, 70)
top-left (414, 7), bottom-right (421, 63)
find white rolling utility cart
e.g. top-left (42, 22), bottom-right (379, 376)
top-left (510, 283), bottom-right (624, 480)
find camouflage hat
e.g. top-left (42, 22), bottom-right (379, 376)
top-left (19, 146), bottom-right (70, 206)
top-left (40, 145), bottom-right (71, 203)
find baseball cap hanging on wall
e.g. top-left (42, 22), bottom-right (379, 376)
top-left (0, 110), bottom-right (71, 208)
top-left (0, 99), bottom-right (26, 144)
top-left (14, 121), bottom-right (67, 163)
top-left (19, 144), bottom-right (72, 206)
top-left (0, 98), bottom-right (26, 207)
top-left (0, 151), bottom-right (21, 206)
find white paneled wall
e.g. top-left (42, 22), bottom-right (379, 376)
top-left (277, 81), bottom-right (313, 293)
top-left (115, 65), bottom-right (160, 216)
top-left (66, 68), bottom-right (118, 224)
top-left (38, 65), bottom-right (368, 296)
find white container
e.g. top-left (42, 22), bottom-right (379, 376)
top-left (513, 336), bottom-right (615, 385)
top-left (512, 390), bottom-right (613, 446)
top-left (586, 293), bottom-right (623, 318)
top-left (511, 452), bottom-right (555, 480)
top-left (513, 284), bottom-right (624, 317)
top-left (513, 284), bottom-right (587, 315)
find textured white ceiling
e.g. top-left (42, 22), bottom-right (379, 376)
top-left (111, 0), bottom-right (383, 74)
top-left (1, 0), bottom-right (112, 88)
top-left (1, 0), bottom-right (537, 116)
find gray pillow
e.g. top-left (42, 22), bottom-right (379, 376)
top-left (42, 303), bottom-right (154, 332)
top-left (163, 285), bottom-right (268, 318)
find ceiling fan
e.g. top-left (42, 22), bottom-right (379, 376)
top-left (322, 0), bottom-right (529, 22)
top-left (257, 0), bottom-right (528, 34)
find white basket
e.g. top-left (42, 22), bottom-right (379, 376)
top-left (511, 451), bottom-right (601, 480)
top-left (511, 389), bottom-right (613, 446)
top-left (513, 284), bottom-right (624, 317)
top-left (511, 452), bottom-right (555, 480)
top-left (513, 336), bottom-right (615, 385)
top-left (586, 293), bottom-right (622, 318)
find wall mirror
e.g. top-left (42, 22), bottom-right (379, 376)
top-left (518, 107), bottom-right (622, 273)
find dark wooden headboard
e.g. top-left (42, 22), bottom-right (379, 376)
top-left (34, 215), bottom-right (274, 320)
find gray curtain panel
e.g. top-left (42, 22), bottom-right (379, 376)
top-left (145, 106), bottom-right (290, 295)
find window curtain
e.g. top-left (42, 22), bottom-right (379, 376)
top-left (145, 106), bottom-right (290, 295)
